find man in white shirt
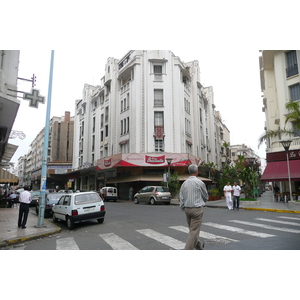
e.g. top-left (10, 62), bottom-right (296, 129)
top-left (232, 181), bottom-right (242, 210)
top-left (223, 182), bottom-right (233, 210)
top-left (18, 186), bottom-right (32, 229)
top-left (180, 164), bottom-right (208, 250)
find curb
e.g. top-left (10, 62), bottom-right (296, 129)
top-left (0, 219), bottom-right (61, 249)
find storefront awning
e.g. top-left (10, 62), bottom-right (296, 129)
top-left (261, 160), bottom-right (300, 182)
top-left (0, 168), bottom-right (19, 183)
top-left (106, 174), bottom-right (212, 184)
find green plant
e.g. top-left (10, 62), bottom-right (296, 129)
top-left (209, 188), bottom-right (219, 197)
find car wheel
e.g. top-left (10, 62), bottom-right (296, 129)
top-left (134, 197), bottom-right (139, 204)
top-left (66, 216), bottom-right (75, 230)
top-left (150, 197), bottom-right (156, 205)
top-left (97, 218), bottom-right (104, 224)
top-left (52, 213), bottom-right (58, 222)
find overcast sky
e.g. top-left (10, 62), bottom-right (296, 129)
top-left (5, 0), bottom-right (294, 169)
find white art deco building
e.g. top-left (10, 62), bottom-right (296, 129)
top-left (71, 50), bottom-right (229, 198)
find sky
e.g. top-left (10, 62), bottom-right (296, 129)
top-left (10, 48), bottom-right (266, 165)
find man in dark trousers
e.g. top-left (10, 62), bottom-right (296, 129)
top-left (18, 186), bottom-right (32, 229)
top-left (179, 164), bottom-right (208, 250)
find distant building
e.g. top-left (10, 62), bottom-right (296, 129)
top-left (70, 50), bottom-right (230, 197)
top-left (23, 111), bottom-right (74, 190)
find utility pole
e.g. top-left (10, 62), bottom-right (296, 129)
top-left (37, 50), bottom-right (54, 227)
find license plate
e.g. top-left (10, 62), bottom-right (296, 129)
top-left (84, 208), bottom-right (93, 212)
top-left (162, 197), bottom-right (169, 199)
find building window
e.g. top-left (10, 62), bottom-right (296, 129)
top-left (292, 121), bottom-right (300, 137)
top-left (154, 89), bottom-right (163, 107)
top-left (153, 65), bottom-right (162, 74)
top-left (286, 51), bottom-right (298, 78)
top-left (289, 83), bottom-right (300, 101)
top-left (155, 139), bottom-right (164, 152)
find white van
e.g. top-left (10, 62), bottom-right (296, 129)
top-left (101, 187), bottom-right (118, 202)
top-left (52, 192), bottom-right (105, 229)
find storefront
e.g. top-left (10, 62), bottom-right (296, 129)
top-left (261, 150), bottom-right (300, 200)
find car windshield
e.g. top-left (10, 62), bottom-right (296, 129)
top-left (75, 193), bottom-right (101, 205)
top-left (31, 191), bottom-right (40, 196)
top-left (156, 187), bottom-right (169, 192)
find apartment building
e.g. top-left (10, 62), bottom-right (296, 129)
top-left (22, 111), bottom-right (74, 190)
top-left (0, 50), bottom-right (20, 167)
top-left (260, 50), bottom-right (300, 197)
top-left (70, 50), bottom-right (230, 197)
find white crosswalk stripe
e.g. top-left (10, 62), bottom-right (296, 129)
top-left (278, 216), bottom-right (300, 221)
top-left (136, 229), bottom-right (185, 249)
top-left (99, 233), bottom-right (138, 250)
top-left (203, 222), bottom-right (276, 238)
top-left (229, 220), bottom-right (300, 233)
top-left (169, 225), bottom-right (238, 244)
top-left (255, 218), bottom-right (300, 227)
top-left (56, 237), bottom-right (79, 250)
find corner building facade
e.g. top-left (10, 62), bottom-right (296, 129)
top-left (72, 50), bottom-right (228, 198)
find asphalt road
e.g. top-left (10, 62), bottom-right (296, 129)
top-left (6, 201), bottom-right (300, 250)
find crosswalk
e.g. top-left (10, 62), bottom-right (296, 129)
top-left (9, 215), bottom-right (300, 250)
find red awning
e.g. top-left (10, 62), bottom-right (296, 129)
top-left (261, 160), bottom-right (300, 182)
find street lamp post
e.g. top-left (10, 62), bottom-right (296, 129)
top-left (166, 158), bottom-right (173, 188)
top-left (280, 140), bottom-right (293, 202)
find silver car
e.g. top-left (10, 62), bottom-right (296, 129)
top-left (133, 186), bottom-right (171, 205)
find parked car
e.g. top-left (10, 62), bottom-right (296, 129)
top-left (36, 193), bottom-right (65, 217)
top-left (101, 187), bottom-right (118, 202)
top-left (30, 191), bottom-right (41, 207)
top-left (133, 186), bottom-right (171, 205)
top-left (52, 191), bottom-right (106, 229)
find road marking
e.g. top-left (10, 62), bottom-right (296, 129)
top-left (229, 220), bottom-right (300, 233)
top-left (169, 225), bottom-right (238, 244)
top-left (136, 229), bottom-right (185, 250)
top-left (255, 218), bottom-right (300, 227)
top-left (56, 237), bottom-right (79, 250)
top-left (278, 216), bottom-right (300, 221)
top-left (99, 233), bottom-right (138, 250)
top-left (203, 222), bottom-right (275, 238)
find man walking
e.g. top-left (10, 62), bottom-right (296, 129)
top-left (179, 164), bottom-right (208, 250)
top-left (232, 181), bottom-right (241, 210)
top-left (18, 186), bottom-right (32, 229)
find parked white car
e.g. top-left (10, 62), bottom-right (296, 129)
top-left (52, 192), bottom-right (106, 229)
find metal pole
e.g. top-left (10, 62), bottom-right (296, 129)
top-left (37, 50), bottom-right (54, 227)
top-left (286, 151), bottom-right (293, 202)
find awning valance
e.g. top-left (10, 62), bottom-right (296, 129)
top-left (0, 168), bottom-right (19, 183)
top-left (261, 160), bottom-right (300, 182)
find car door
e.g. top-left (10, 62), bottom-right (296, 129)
top-left (54, 196), bottom-right (65, 220)
top-left (138, 187), bottom-right (147, 202)
top-left (146, 187), bottom-right (155, 202)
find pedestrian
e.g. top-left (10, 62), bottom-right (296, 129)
top-left (128, 187), bottom-right (133, 201)
top-left (179, 164), bottom-right (208, 250)
top-left (17, 186), bottom-right (32, 229)
top-left (8, 192), bottom-right (17, 208)
top-left (223, 182), bottom-right (233, 210)
top-left (232, 181), bottom-right (241, 210)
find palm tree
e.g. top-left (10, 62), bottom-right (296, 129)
top-left (258, 100), bottom-right (300, 148)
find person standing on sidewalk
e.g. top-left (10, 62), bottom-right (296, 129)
top-left (232, 181), bottom-right (241, 210)
top-left (18, 186), bottom-right (32, 229)
top-left (179, 164), bottom-right (208, 250)
top-left (223, 182), bottom-right (233, 210)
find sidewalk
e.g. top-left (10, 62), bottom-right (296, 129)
top-left (171, 190), bottom-right (300, 213)
top-left (0, 206), bottom-right (61, 249)
top-left (1, 191), bottom-right (299, 248)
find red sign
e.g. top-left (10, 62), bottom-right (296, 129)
top-left (104, 158), bottom-right (112, 167)
top-left (145, 155), bottom-right (165, 164)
